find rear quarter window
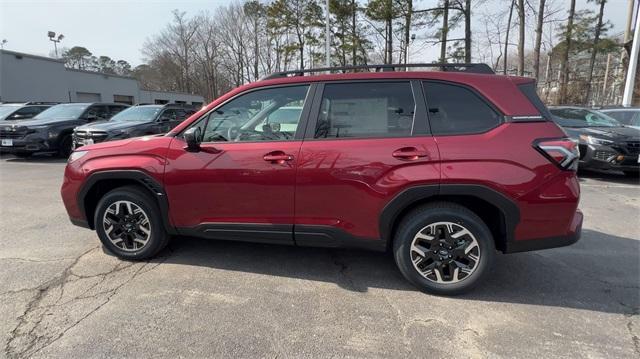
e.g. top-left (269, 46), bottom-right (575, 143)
top-left (422, 81), bottom-right (501, 135)
top-left (517, 82), bottom-right (552, 119)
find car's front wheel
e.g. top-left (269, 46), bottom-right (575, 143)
top-left (58, 135), bottom-right (73, 158)
top-left (94, 186), bottom-right (169, 260)
top-left (393, 202), bottom-right (495, 295)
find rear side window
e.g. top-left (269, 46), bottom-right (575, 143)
top-left (518, 82), bottom-right (552, 119)
top-left (423, 81), bottom-right (500, 135)
top-left (314, 82), bottom-right (415, 139)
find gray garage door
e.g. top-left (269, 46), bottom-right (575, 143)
top-left (76, 92), bottom-right (101, 102)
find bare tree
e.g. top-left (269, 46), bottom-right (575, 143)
top-left (503, 0), bottom-right (515, 74)
top-left (558, 0), bottom-right (576, 104)
top-left (532, 0), bottom-right (546, 81)
top-left (584, 0), bottom-right (607, 104)
top-left (516, 0), bottom-right (525, 76)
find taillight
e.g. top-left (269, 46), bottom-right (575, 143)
top-left (534, 138), bottom-right (579, 171)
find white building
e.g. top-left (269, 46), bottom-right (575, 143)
top-left (0, 50), bottom-right (204, 106)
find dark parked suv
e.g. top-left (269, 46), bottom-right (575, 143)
top-left (61, 64), bottom-right (582, 295)
top-left (0, 102), bottom-right (128, 157)
top-left (73, 104), bottom-right (197, 148)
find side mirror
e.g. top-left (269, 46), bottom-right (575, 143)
top-left (158, 115), bottom-right (172, 122)
top-left (183, 127), bottom-right (201, 152)
top-left (85, 114), bottom-right (98, 121)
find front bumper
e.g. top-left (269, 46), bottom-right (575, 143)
top-left (578, 143), bottom-right (639, 172)
top-left (0, 136), bottom-right (52, 154)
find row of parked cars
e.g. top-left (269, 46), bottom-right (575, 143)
top-left (0, 102), bottom-right (197, 157)
top-left (548, 106), bottom-right (640, 177)
top-left (0, 101), bottom-right (638, 176)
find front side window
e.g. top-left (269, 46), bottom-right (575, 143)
top-left (108, 105), bottom-right (127, 116)
top-left (314, 82), bottom-right (415, 139)
top-left (423, 82), bottom-right (501, 135)
top-left (85, 106), bottom-right (110, 120)
top-left (197, 85), bottom-right (309, 142)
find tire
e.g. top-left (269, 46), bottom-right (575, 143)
top-left (94, 186), bottom-right (169, 260)
top-left (58, 135), bottom-right (73, 158)
top-left (623, 171), bottom-right (639, 178)
top-left (13, 152), bottom-right (32, 158)
top-left (393, 202), bottom-right (495, 296)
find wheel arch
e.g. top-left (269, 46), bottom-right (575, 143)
top-left (380, 184), bottom-right (520, 253)
top-left (78, 170), bottom-right (175, 234)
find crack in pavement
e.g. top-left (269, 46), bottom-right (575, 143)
top-left (622, 306), bottom-right (640, 357)
top-left (0, 257), bottom-right (78, 263)
top-left (3, 246), bottom-right (169, 358)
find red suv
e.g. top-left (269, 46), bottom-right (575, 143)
top-left (61, 64), bottom-right (582, 295)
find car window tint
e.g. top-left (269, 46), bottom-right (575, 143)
top-left (423, 81), bottom-right (501, 135)
top-left (108, 106), bottom-right (126, 116)
top-left (314, 82), bottom-right (414, 139)
top-left (8, 106), bottom-right (41, 119)
top-left (197, 85), bottom-right (309, 143)
top-left (161, 109), bottom-right (178, 120)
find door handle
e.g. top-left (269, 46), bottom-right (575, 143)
top-left (263, 151), bottom-right (294, 164)
top-left (392, 147), bottom-right (429, 161)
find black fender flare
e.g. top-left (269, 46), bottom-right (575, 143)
top-left (77, 170), bottom-right (176, 234)
top-left (379, 184), bottom-right (520, 250)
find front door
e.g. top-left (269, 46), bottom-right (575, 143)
top-left (164, 84), bottom-right (313, 244)
top-left (294, 81), bottom-right (440, 246)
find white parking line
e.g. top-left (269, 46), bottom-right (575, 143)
top-left (580, 184), bottom-right (639, 189)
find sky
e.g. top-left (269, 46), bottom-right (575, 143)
top-left (0, 0), bottom-right (634, 67)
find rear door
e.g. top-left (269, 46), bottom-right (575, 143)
top-left (294, 81), bottom-right (440, 245)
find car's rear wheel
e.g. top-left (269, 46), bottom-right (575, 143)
top-left (94, 186), bottom-right (169, 260)
top-left (393, 202), bottom-right (495, 295)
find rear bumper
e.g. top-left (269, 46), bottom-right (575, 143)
top-left (505, 209), bottom-right (583, 253)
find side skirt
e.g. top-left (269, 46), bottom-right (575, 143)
top-left (175, 223), bottom-right (387, 251)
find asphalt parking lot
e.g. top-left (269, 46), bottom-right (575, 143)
top-left (0, 154), bottom-right (638, 359)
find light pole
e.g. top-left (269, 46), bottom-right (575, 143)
top-left (623, 7), bottom-right (640, 107)
top-left (325, 0), bottom-right (330, 68)
top-left (48, 31), bottom-right (64, 57)
top-left (406, 33), bottom-right (416, 64)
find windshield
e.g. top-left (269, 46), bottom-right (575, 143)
top-left (110, 106), bottom-right (162, 122)
top-left (0, 105), bottom-right (21, 120)
top-left (549, 108), bottom-right (622, 128)
top-left (602, 110), bottom-right (640, 127)
top-left (34, 104), bottom-right (89, 120)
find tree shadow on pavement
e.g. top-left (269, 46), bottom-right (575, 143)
top-left (158, 228), bottom-right (639, 315)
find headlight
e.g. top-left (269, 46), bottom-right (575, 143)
top-left (68, 150), bottom-right (88, 163)
top-left (579, 134), bottom-right (614, 146)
